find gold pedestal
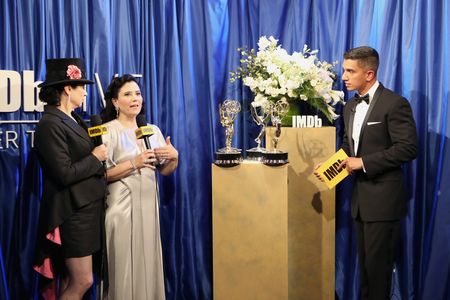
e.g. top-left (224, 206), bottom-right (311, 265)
top-left (212, 127), bottom-right (335, 300)
top-left (267, 127), bottom-right (336, 300)
top-left (212, 162), bottom-right (288, 300)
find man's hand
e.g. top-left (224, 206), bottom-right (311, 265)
top-left (313, 163), bottom-right (324, 182)
top-left (337, 157), bottom-right (364, 174)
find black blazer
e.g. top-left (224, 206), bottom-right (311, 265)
top-left (34, 105), bottom-right (105, 265)
top-left (341, 84), bottom-right (418, 221)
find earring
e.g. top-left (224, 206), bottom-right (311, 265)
top-left (115, 106), bottom-right (120, 118)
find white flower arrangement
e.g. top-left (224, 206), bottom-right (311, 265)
top-left (230, 36), bottom-right (344, 122)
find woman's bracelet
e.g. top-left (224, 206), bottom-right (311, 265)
top-left (129, 159), bottom-right (137, 170)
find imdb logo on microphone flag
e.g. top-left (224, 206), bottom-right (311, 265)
top-left (88, 125), bottom-right (108, 137)
top-left (135, 125), bottom-right (154, 139)
top-left (316, 149), bottom-right (349, 189)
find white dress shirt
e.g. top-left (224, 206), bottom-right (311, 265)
top-left (352, 81), bottom-right (379, 155)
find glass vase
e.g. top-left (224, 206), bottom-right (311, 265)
top-left (281, 101), bottom-right (301, 127)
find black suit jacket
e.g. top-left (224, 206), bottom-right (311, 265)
top-left (341, 84), bottom-right (418, 221)
top-left (34, 105), bottom-right (105, 265)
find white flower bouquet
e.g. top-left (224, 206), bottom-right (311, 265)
top-left (230, 36), bottom-right (344, 122)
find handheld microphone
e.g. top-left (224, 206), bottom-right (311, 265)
top-left (135, 114), bottom-right (154, 149)
top-left (88, 115), bottom-right (108, 146)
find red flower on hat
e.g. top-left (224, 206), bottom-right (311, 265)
top-left (66, 65), bottom-right (82, 80)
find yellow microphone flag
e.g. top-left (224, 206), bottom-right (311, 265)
top-left (316, 149), bottom-right (349, 189)
top-left (88, 125), bottom-right (108, 137)
top-left (135, 126), bottom-right (154, 139)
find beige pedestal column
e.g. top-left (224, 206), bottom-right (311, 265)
top-left (213, 163), bottom-right (288, 300)
top-left (212, 126), bottom-right (336, 300)
top-left (268, 127), bottom-right (336, 299)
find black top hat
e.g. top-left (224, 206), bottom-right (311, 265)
top-left (38, 58), bottom-right (94, 88)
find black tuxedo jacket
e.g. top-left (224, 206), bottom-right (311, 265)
top-left (34, 105), bottom-right (105, 265)
top-left (341, 84), bottom-right (417, 221)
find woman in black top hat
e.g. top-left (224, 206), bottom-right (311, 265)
top-left (33, 58), bottom-right (108, 299)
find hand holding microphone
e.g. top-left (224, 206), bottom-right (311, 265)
top-left (88, 114), bottom-right (108, 162)
top-left (91, 145), bottom-right (108, 162)
top-left (130, 149), bottom-right (157, 170)
top-left (134, 114), bottom-right (157, 168)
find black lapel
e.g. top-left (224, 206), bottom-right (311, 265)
top-left (44, 106), bottom-right (91, 141)
top-left (357, 84), bottom-right (384, 154)
top-left (72, 112), bottom-right (95, 147)
top-left (72, 111), bottom-right (89, 131)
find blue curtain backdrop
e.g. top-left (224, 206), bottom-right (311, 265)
top-left (0, 0), bottom-right (449, 299)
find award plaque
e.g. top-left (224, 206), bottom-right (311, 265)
top-left (264, 99), bottom-right (289, 166)
top-left (215, 99), bottom-right (242, 167)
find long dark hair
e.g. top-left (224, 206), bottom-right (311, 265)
top-left (101, 74), bottom-right (145, 123)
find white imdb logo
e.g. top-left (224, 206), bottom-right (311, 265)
top-left (292, 115), bottom-right (323, 128)
top-left (0, 70), bottom-right (43, 112)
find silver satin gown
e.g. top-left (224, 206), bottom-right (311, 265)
top-left (103, 119), bottom-right (166, 300)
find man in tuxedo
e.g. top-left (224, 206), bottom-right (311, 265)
top-left (323, 46), bottom-right (418, 299)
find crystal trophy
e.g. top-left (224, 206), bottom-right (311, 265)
top-left (264, 99), bottom-right (289, 166)
top-left (246, 102), bottom-right (271, 161)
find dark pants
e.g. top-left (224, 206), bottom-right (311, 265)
top-left (354, 216), bottom-right (400, 300)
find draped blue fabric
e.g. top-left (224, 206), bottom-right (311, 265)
top-left (1, 0), bottom-right (449, 299)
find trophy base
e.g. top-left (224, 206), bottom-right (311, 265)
top-left (214, 151), bottom-right (243, 167)
top-left (246, 148), bottom-right (267, 162)
top-left (217, 147), bottom-right (242, 153)
top-left (263, 151), bottom-right (289, 166)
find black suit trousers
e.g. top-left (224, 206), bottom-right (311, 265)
top-left (354, 216), bottom-right (400, 300)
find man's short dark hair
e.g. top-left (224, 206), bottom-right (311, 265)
top-left (344, 46), bottom-right (379, 74)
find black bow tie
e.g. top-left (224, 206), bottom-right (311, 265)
top-left (356, 94), bottom-right (370, 104)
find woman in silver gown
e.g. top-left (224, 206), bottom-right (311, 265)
top-left (101, 74), bottom-right (178, 299)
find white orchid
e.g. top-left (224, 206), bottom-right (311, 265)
top-left (257, 35), bottom-right (278, 51)
top-left (231, 35), bottom-right (344, 121)
top-left (252, 93), bottom-right (269, 108)
top-left (242, 77), bottom-right (258, 90)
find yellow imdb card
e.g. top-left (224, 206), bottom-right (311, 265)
top-left (316, 149), bottom-right (349, 189)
